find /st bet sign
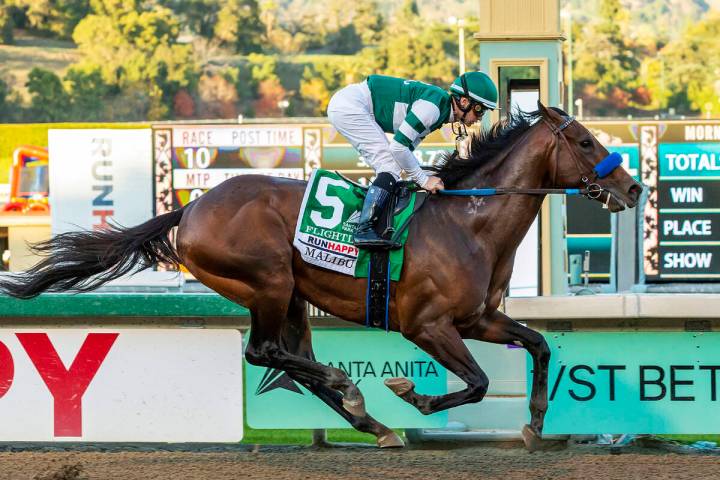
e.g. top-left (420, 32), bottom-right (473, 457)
top-left (0, 330), bottom-right (244, 442)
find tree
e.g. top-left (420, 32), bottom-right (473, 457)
top-left (26, 68), bottom-right (71, 121)
top-left (353, 1), bottom-right (384, 46)
top-left (0, 5), bottom-right (14, 44)
top-left (159, 0), bottom-right (219, 38)
top-left (326, 24), bottom-right (361, 55)
top-left (213, 0), bottom-right (263, 54)
top-left (0, 77), bottom-right (23, 121)
top-left (65, 67), bottom-right (110, 120)
top-left (173, 89), bottom-right (195, 118)
top-left (646, 10), bottom-right (720, 115)
top-left (253, 78), bottom-right (286, 117)
top-left (298, 62), bottom-right (344, 116)
top-left (259, 0), bottom-right (322, 53)
top-left (11, 0), bottom-right (89, 39)
top-left (197, 70), bottom-right (239, 119)
top-left (369, 4), bottom-right (457, 86)
top-left (573, 0), bottom-right (643, 114)
top-left (72, 0), bottom-right (198, 119)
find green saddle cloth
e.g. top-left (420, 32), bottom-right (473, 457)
top-left (293, 169), bottom-right (417, 281)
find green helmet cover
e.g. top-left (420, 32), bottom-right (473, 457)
top-left (450, 71), bottom-right (498, 110)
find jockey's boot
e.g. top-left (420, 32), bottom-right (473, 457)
top-left (353, 172), bottom-right (396, 249)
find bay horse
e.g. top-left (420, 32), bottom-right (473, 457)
top-left (0, 103), bottom-right (642, 450)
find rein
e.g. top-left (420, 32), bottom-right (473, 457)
top-left (439, 187), bottom-right (589, 197)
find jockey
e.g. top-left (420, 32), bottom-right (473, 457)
top-left (327, 71), bottom-right (498, 248)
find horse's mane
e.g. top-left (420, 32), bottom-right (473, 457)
top-left (436, 107), bottom-right (569, 187)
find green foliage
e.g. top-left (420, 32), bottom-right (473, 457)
top-left (64, 67), bottom-right (110, 120)
top-left (11, 0), bottom-right (89, 39)
top-left (298, 61), bottom-right (344, 115)
top-left (650, 11), bottom-right (720, 115)
top-left (259, 0), bottom-right (318, 54)
top-left (4, 0), bottom-right (718, 121)
top-left (240, 427), bottom-right (378, 445)
top-left (159, 0), bottom-right (219, 38)
top-left (370, 4), bottom-right (457, 86)
top-left (353, 1), bottom-right (384, 46)
top-left (0, 78), bottom-right (22, 121)
top-left (214, 0), bottom-right (263, 54)
top-left (573, 0), bottom-right (643, 114)
top-left (325, 24), bottom-right (361, 55)
top-left (72, 1), bottom-right (198, 120)
top-left (0, 5), bottom-right (14, 44)
top-left (247, 53), bottom-right (280, 83)
top-left (26, 68), bottom-right (70, 121)
top-left (258, 0), bottom-right (384, 55)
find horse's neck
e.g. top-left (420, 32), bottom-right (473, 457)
top-left (459, 127), bottom-right (551, 191)
top-left (453, 128), bottom-right (552, 250)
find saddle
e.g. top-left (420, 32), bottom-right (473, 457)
top-left (335, 173), bottom-right (418, 250)
top-left (294, 169), bottom-right (428, 330)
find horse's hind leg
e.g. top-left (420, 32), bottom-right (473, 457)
top-left (458, 309), bottom-right (550, 447)
top-left (387, 316), bottom-right (490, 415)
top-left (243, 286), bottom-right (368, 420)
top-left (279, 294), bottom-right (403, 448)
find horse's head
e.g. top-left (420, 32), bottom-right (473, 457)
top-left (538, 102), bottom-right (643, 212)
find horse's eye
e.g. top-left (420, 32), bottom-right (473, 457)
top-left (580, 140), bottom-right (593, 148)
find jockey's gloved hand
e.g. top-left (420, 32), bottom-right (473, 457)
top-left (422, 176), bottom-right (445, 193)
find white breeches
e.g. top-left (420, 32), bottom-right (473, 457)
top-left (327, 81), bottom-right (402, 180)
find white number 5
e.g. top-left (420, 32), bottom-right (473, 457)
top-left (310, 177), bottom-right (350, 229)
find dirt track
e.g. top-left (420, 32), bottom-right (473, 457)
top-left (1, 443), bottom-right (720, 480)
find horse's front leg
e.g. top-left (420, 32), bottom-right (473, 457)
top-left (457, 309), bottom-right (551, 446)
top-left (385, 315), bottom-right (490, 414)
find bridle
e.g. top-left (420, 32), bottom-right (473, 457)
top-left (438, 113), bottom-right (623, 200)
top-left (542, 115), bottom-right (622, 203)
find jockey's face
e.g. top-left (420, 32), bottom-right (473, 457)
top-left (455, 97), bottom-right (487, 126)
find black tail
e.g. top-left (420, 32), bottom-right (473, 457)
top-left (0, 208), bottom-right (186, 299)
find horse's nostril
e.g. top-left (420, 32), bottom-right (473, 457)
top-left (628, 183), bottom-right (643, 201)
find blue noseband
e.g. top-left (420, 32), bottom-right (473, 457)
top-left (593, 152), bottom-right (623, 179)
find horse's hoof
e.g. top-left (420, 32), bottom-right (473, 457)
top-left (384, 377), bottom-right (415, 396)
top-left (522, 424), bottom-right (567, 452)
top-left (522, 424), bottom-right (542, 452)
top-left (342, 395), bottom-right (366, 417)
top-left (377, 432), bottom-right (405, 448)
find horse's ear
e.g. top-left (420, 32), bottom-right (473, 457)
top-left (537, 101), bottom-right (550, 117)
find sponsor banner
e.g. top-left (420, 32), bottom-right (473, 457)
top-left (658, 181), bottom-right (720, 209)
top-left (0, 329), bottom-right (244, 442)
top-left (659, 143), bottom-right (720, 178)
top-left (173, 168), bottom-right (303, 189)
top-left (49, 129), bottom-right (153, 235)
top-left (172, 126), bottom-right (303, 148)
top-left (540, 332), bottom-right (720, 434)
top-left (245, 329), bottom-right (447, 428)
top-left (293, 169), bottom-right (414, 280)
top-left (658, 212), bottom-right (720, 242)
top-left (657, 245), bottom-right (719, 276)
